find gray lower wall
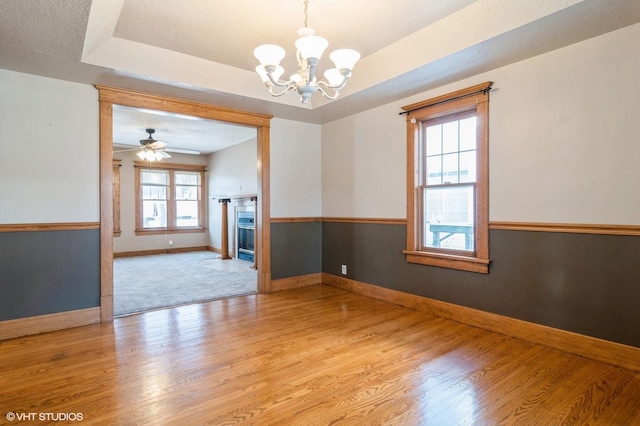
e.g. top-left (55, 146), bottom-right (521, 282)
top-left (270, 221), bottom-right (322, 280)
top-left (5, 221), bottom-right (638, 351)
top-left (322, 222), bottom-right (640, 349)
top-left (0, 229), bottom-right (100, 321)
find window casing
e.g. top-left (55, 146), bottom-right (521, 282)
top-left (113, 159), bottom-right (122, 236)
top-left (134, 162), bottom-right (206, 235)
top-left (403, 82), bottom-right (492, 273)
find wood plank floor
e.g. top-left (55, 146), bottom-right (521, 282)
top-left (1, 285), bottom-right (639, 425)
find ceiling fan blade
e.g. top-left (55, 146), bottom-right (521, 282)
top-left (113, 147), bottom-right (140, 153)
top-left (165, 148), bottom-right (201, 155)
top-left (158, 150), bottom-right (171, 159)
top-left (149, 141), bottom-right (167, 149)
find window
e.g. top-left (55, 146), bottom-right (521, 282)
top-left (403, 82), bottom-right (492, 273)
top-left (135, 162), bottom-right (206, 235)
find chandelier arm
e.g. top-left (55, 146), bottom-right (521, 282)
top-left (265, 83), bottom-right (297, 97)
top-left (263, 66), bottom-right (293, 87)
top-left (316, 85), bottom-right (341, 101)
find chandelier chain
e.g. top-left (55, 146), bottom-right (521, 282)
top-left (303, 0), bottom-right (309, 28)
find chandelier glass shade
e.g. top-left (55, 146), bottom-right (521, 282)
top-left (253, 1), bottom-right (360, 104)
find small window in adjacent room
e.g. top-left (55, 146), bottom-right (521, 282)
top-left (402, 82), bottom-right (492, 273)
top-left (135, 162), bottom-right (206, 235)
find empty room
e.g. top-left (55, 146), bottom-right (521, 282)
top-left (1, 1), bottom-right (640, 424)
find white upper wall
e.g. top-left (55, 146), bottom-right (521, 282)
top-left (322, 23), bottom-right (640, 225)
top-left (270, 118), bottom-right (322, 218)
top-left (322, 108), bottom-right (405, 219)
top-left (208, 138), bottom-right (258, 198)
top-left (0, 69), bottom-right (99, 223)
top-left (3, 22), bottom-right (638, 227)
top-left (207, 138), bottom-right (258, 252)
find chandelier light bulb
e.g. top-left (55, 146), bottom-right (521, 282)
top-left (253, 44), bottom-right (286, 67)
top-left (324, 68), bottom-right (343, 87)
top-left (330, 49), bottom-right (361, 71)
top-left (295, 33), bottom-right (329, 60)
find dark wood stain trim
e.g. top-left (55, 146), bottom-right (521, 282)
top-left (0, 222), bottom-right (100, 232)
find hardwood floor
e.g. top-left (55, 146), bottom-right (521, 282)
top-left (1, 285), bottom-right (639, 425)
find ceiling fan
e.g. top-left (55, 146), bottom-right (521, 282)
top-left (114, 128), bottom-right (172, 161)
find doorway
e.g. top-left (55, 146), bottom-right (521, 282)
top-left (97, 86), bottom-right (273, 322)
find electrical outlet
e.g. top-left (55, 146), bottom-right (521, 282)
top-left (168, 240), bottom-right (174, 247)
top-left (341, 264), bottom-right (347, 275)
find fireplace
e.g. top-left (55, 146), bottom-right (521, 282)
top-left (236, 211), bottom-right (255, 263)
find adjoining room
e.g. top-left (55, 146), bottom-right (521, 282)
top-left (111, 105), bottom-right (259, 316)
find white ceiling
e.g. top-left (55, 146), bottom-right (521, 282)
top-left (2, 0), bottom-right (640, 153)
top-left (112, 105), bottom-right (256, 154)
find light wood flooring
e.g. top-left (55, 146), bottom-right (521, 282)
top-left (1, 285), bottom-right (639, 425)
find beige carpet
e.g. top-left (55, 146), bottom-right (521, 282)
top-left (113, 251), bottom-right (257, 316)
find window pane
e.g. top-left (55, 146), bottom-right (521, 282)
top-left (442, 153), bottom-right (459, 184)
top-left (176, 186), bottom-right (199, 201)
top-left (141, 170), bottom-right (169, 185)
top-left (426, 156), bottom-right (442, 185)
top-left (459, 151), bottom-right (476, 183)
top-left (423, 185), bottom-right (475, 251)
top-left (425, 124), bottom-right (442, 156)
top-left (142, 200), bottom-right (167, 228)
top-left (442, 121), bottom-right (459, 154)
top-left (176, 200), bottom-right (199, 227)
top-left (142, 185), bottom-right (167, 200)
top-left (175, 172), bottom-right (199, 185)
top-left (459, 116), bottom-right (477, 151)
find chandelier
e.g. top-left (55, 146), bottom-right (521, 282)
top-left (253, 0), bottom-right (360, 104)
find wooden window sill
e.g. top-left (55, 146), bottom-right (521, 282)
top-left (135, 228), bottom-right (206, 236)
top-left (403, 250), bottom-right (490, 274)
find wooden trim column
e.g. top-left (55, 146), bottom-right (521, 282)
top-left (251, 196), bottom-right (258, 270)
top-left (219, 198), bottom-right (231, 259)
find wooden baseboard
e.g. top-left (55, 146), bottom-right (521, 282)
top-left (271, 273), bottom-right (323, 292)
top-left (101, 295), bottom-right (114, 322)
top-left (114, 246), bottom-right (210, 258)
top-left (322, 273), bottom-right (640, 372)
top-left (0, 307), bottom-right (101, 340)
